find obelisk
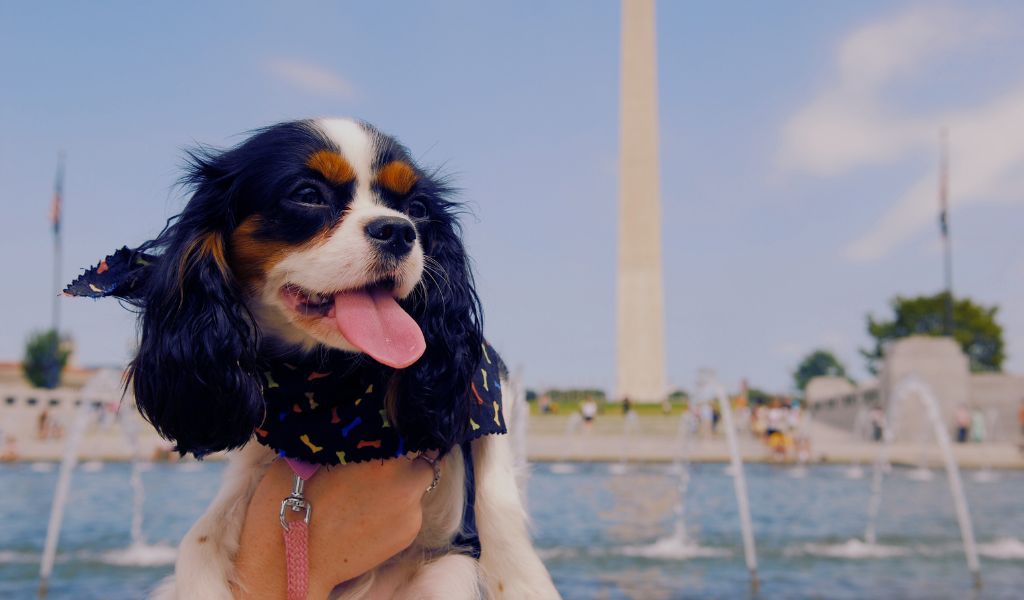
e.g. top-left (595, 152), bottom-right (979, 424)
top-left (616, 0), bottom-right (666, 403)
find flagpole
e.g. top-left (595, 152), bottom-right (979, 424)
top-left (52, 151), bottom-right (65, 335)
top-left (939, 129), bottom-right (953, 336)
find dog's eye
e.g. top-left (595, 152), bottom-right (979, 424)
top-left (407, 200), bottom-right (428, 219)
top-left (290, 186), bottom-right (326, 206)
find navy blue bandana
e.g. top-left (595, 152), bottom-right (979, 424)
top-left (256, 344), bottom-right (506, 465)
top-left (65, 248), bottom-right (507, 464)
top-left (64, 246), bottom-right (154, 300)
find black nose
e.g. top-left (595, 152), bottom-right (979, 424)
top-left (364, 216), bottom-right (416, 257)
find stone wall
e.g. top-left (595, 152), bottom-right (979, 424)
top-left (808, 336), bottom-right (1024, 442)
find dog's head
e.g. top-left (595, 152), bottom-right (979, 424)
top-left (128, 119), bottom-right (482, 457)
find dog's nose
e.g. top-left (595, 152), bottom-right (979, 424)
top-left (364, 216), bottom-right (417, 257)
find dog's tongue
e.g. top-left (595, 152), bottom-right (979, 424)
top-left (333, 288), bottom-right (425, 369)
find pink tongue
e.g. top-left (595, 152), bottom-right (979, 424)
top-left (333, 289), bottom-right (426, 369)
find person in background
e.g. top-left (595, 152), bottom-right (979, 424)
top-left (970, 408), bottom-right (987, 443)
top-left (622, 396), bottom-right (632, 415)
top-left (581, 396), bottom-right (598, 431)
top-left (699, 401), bottom-right (714, 437)
top-left (0, 435), bottom-right (17, 462)
top-left (954, 405), bottom-right (971, 444)
top-left (869, 406), bottom-right (885, 442)
top-left (37, 409), bottom-right (49, 440)
top-left (766, 400), bottom-right (784, 439)
top-left (1018, 398), bottom-right (1024, 440)
top-left (751, 404), bottom-right (767, 439)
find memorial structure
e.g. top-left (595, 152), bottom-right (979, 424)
top-left (617, 0), bottom-right (667, 403)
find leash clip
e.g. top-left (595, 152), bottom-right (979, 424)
top-left (279, 474), bottom-right (313, 531)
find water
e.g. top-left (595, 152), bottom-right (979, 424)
top-left (2, 462), bottom-right (1023, 599)
top-left (38, 398), bottom-right (103, 597)
top-left (864, 377), bottom-right (981, 585)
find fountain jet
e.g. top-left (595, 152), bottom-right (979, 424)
top-left (864, 376), bottom-right (981, 588)
top-left (697, 374), bottom-right (759, 592)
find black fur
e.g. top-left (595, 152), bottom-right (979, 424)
top-left (394, 174), bottom-right (484, 453)
top-left (123, 120), bottom-right (483, 457)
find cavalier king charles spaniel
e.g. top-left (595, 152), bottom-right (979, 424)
top-left (71, 118), bottom-right (558, 599)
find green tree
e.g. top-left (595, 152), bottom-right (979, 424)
top-left (546, 388), bottom-right (607, 404)
top-left (862, 292), bottom-right (1004, 374)
top-left (746, 387), bottom-right (774, 405)
top-left (793, 349), bottom-right (849, 392)
top-left (22, 329), bottom-right (71, 388)
top-left (668, 389), bottom-right (689, 401)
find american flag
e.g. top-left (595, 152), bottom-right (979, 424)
top-left (49, 154), bottom-right (64, 234)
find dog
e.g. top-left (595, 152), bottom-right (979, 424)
top-left (72, 119), bottom-right (558, 599)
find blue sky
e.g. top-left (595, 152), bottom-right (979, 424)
top-left (2, 1), bottom-right (1023, 394)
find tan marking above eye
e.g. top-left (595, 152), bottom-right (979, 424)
top-left (306, 150), bottom-right (356, 185)
top-left (376, 161), bottom-right (418, 195)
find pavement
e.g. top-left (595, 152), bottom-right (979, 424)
top-left (2, 426), bottom-right (177, 462)
top-left (5, 413), bottom-right (1024, 469)
top-left (525, 413), bottom-right (1024, 469)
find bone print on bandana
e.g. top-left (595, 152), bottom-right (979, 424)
top-left (256, 342), bottom-right (507, 465)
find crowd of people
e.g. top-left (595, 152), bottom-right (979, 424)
top-left (535, 393), bottom-right (1024, 459)
top-left (748, 399), bottom-right (811, 461)
top-left (953, 405), bottom-right (991, 444)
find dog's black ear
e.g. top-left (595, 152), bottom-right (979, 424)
top-left (127, 174), bottom-right (263, 458)
top-left (398, 193), bottom-right (484, 451)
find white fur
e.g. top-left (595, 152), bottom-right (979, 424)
top-left (472, 389), bottom-right (560, 599)
top-left (151, 442), bottom-right (276, 600)
top-left (151, 382), bottom-right (558, 599)
top-left (316, 118), bottom-right (375, 200)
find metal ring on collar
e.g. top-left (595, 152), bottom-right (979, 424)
top-left (416, 453), bottom-right (442, 493)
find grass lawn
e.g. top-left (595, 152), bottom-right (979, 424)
top-left (528, 398), bottom-right (689, 416)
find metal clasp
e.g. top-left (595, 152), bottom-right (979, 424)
top-left (279, 474), bottom-right (313, 531)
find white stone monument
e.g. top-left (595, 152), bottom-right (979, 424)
top-left (617, 0), bottom-right (667, 403)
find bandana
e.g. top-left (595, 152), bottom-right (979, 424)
top-left (256, 345), bottom-right (506, 465)
top-left (65, 248), bottom-right (508, 465)
top-left (64, 246), bottom-right (154, 300)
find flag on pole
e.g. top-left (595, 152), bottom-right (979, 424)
top-left (50, 154), bottom-right (64, 234)
top-left (939, 129), bottom-right (949, 238)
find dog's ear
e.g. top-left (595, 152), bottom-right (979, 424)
top-left (397, 192), bottom-right (484, 451)
top-left (127, 166), bottom-right (263, 458)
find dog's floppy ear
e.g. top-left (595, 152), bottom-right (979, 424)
top-left (127, 161), bottom-right (263, 458)
top-left (397, 189), bottom-right (484, 451)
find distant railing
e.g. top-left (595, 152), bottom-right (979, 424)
top-left (808, 384), bottom-right (882, 432)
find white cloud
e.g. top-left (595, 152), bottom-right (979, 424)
top-left (265, 58), bottom-right (355, 99)
top-left (774, 331), bottom-right (849, 361)
top-left (774, 341), bottom-right (804, 360)
top-left (778, 6), bottom-right (1024, 262)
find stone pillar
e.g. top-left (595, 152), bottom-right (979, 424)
top-left (617, 0), bottom-right (666, 403)
top-left (881, 336), bottom-right (969, 442)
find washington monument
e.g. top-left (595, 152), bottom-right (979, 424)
top-left (617, 0), bottom-right (666, 403)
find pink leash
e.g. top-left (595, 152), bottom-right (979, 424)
top-left (275, 454), bottom-right (439, 599)
top-left (280, 459), bottom-right (320, 600)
